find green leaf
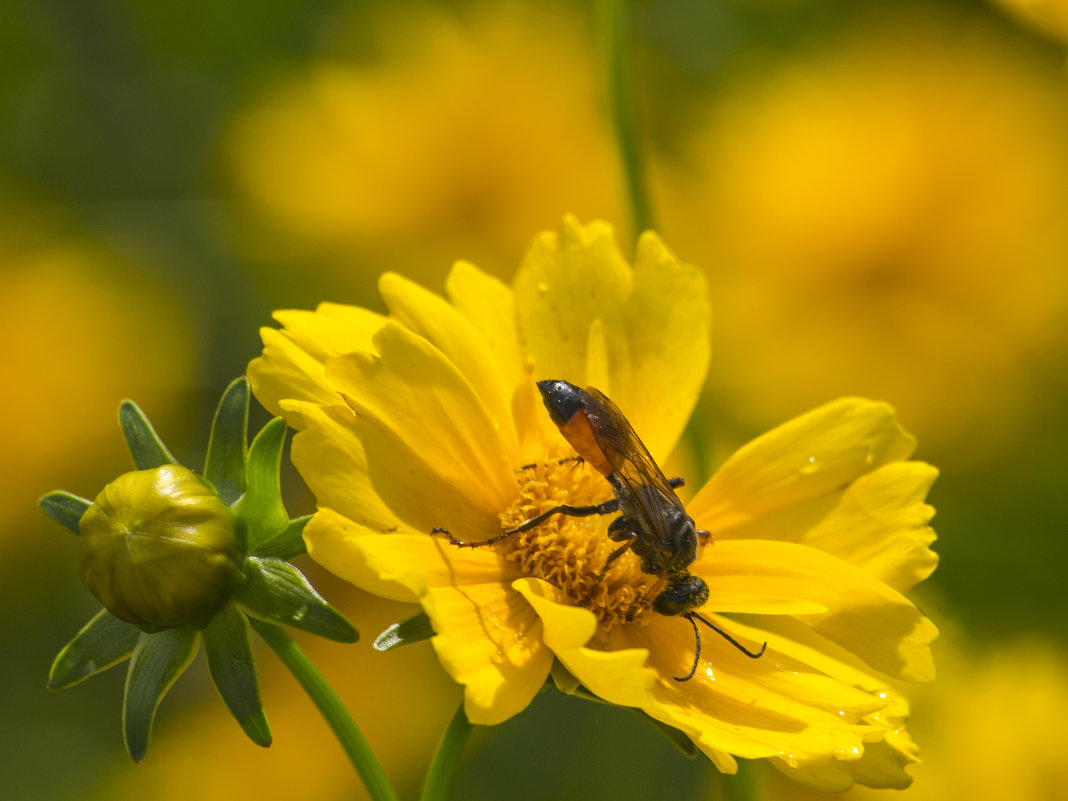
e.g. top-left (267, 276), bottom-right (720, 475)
top-left (118, 401), bottom-right (177, 470)
top-left (235, 418), bottom-right (289, 550)
top-left (253, 514), bottom-right (311, 560)
top-left (48, 609), bottom-right (141, 689)
top-left (204, 377), bottom-right (250, 507)
top-left (39, 491), bottom-right (91, 535)
top-left (373, 612), bottom-right (435, 651)
top-left (237, 557), bottom-right (358, 643)
top-left (122, 628), bottom-right (198, 762)
top-left (202, 603), bottom-right (271, 747)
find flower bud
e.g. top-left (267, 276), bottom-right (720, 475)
top-left (79, 465), bottom-right (245, 630)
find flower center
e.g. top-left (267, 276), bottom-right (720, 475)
top-left (497, 449), bottom-right (662, 630)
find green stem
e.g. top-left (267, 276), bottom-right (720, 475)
top-left (250, 619), bottom-right (400, 801)
top-left (419, 701), bottom-right (473, 801)
top-left (598, 0), bottom-right (654, 241)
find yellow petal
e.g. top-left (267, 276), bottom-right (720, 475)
top-left (426, 580), bottom-right (552, 725)
top-left (513, 217), bottom-right (631, 393)
top-left (512, 217), bottom-right (711, 460)
top-left (689, 397), bottom-right (917, 534)
top-left (800, 461), bottom-right (938, 593)
top-left (379, 272), bottom-right (518, 452)
top-left (306, 511), bottom-right (551, 724)
top-left (696, 540), bottom-right (937, 682)
top-left (665, 613), bottom-right (915, 790)
top-left (517, 578), bottom-right (873, 776)
top-left (325, 321), bottom-right (518, 534)
top-left (248, 303), bottom-right (385, 423)
top-left (618, 230), bottom-right (711, 461)
top-left (770, 728), bottom-right (918, 791)
top-left (287, 402), bottom-right (399, 532)
top-left (513, 577), bottom-right (658, 708)
top-left (444, 260), bottom-right (523, 390)
top-left (305, 508), bottom-right (522, 600)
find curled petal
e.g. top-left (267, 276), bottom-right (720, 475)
top-left (690, 398), bottom-right (917, 535)
top-left (248, 303), bottom-right (385, 423)
top-left (326, 322), bottom-right (518, 531)
top-left (696, 540), bottom-right (936, 682)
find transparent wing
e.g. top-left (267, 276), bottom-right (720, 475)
top-left (582, 387), bottom-right (686, 554)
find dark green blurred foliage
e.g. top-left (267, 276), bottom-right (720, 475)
top-left (4, 0), bottom-right (1068, 799)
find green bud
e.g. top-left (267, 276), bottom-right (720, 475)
top-left (79, 465), bottom-right (245, 631)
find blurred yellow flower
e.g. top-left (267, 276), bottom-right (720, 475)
top-left (248, 217), bottom-right (938, 791)
top-left (3, 206), bottom-right (195, 549)
top-left (759, 637), bottom-right (1068, 801)
top-left (227, 3), bottom-right (624, 289)
top-left (658, 6), bottom-right (1068, 456)
top-left (992, 0), bottom-right (1068, 43)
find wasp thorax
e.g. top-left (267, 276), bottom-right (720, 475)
top-left (78, 465), bottom-right (246, 631)
top-left (497, 452), bottom-right (663, 629)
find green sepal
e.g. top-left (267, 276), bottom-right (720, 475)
top-left (253, 514), bottom-right (311, 560)
top-left (237, 557), bottom-right (358, 643)
top-left (202, 603), bottom-right (271, 747)
top-left (39, 491), bottom-right (91, 535)
top-left (373, 612), bottom-right (435, 651)
top-left (235, 418), bottom-right (289, 550)
top-left (119, 400), bottom-right (177, 470)
top-left (123, 627), bottom-right (199, 762)
top-left (641, 712), bottom-right (698, 758)
top-left (203, 377), bottom-right (250, 507)
top-left (567, 684), bottom-right (698, 758)
top-left (48, 609), bottom-right (141, 690)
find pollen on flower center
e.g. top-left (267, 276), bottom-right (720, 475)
top-left (496, 451), bottom-right (662, 629)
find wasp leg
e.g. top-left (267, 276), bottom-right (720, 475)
top-left (433, 497), bottom-right (620, 549)
top-left (674, 611), bottom-right (767, 682)
top-left (668, 477), bottom-right (684, 489)
top-left (578, 517), bottom-right (640, 602)
top-left (517, 455), bottom-right (585, 472)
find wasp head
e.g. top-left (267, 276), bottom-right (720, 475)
top-left (654, 574), bottom-right (709, 616)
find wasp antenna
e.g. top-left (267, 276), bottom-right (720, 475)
top-left (673, 613), bottom-right (702, 682)
top-left (691, 611), bottom-right (767, 659)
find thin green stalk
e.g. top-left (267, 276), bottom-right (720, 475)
top-left (419, 701), bottom-right (473, 801)
top-left (598, 0), bottom-right (654, 241)
top-left (250, 619), bottom-right (399, 801)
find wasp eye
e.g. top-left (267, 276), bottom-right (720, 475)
top-left (654, 575), bottom-right (709, 616)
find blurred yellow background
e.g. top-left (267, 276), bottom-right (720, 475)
top-left (4, 0), bottom-right (1067, 798)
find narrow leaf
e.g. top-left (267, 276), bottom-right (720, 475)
top-left (122, 628), bottom-right (198, 762)
top-left (39, 491), bottom-right (91, 535)
top-left (202, 604), bottom-right (271, 747)
top-left (237, 557), bottom-right (358, 643)
top-left (373, 612), bottom-right (435, 652)
top-left (48, 610), bottom-right (141, 689)
top-left (119, 401), bottom-right (177, 469)
top-left (253, 514), bottom-right (311, 560)
top-left (204, 377), bottom-right (250, 506)
top-left (236, 418), bottom-right (289, 550)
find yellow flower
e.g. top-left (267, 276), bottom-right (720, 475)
top-left (758, 636), bottom-right (1068, 801)
top-left (992, 0), bottom-right (1068, 44)
top-left (226, 3), bottom-right (622, 289)
top-left (248, 217), bottom-right (938, 791)
top-left (656, 5), bottom-right (1068, 457)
